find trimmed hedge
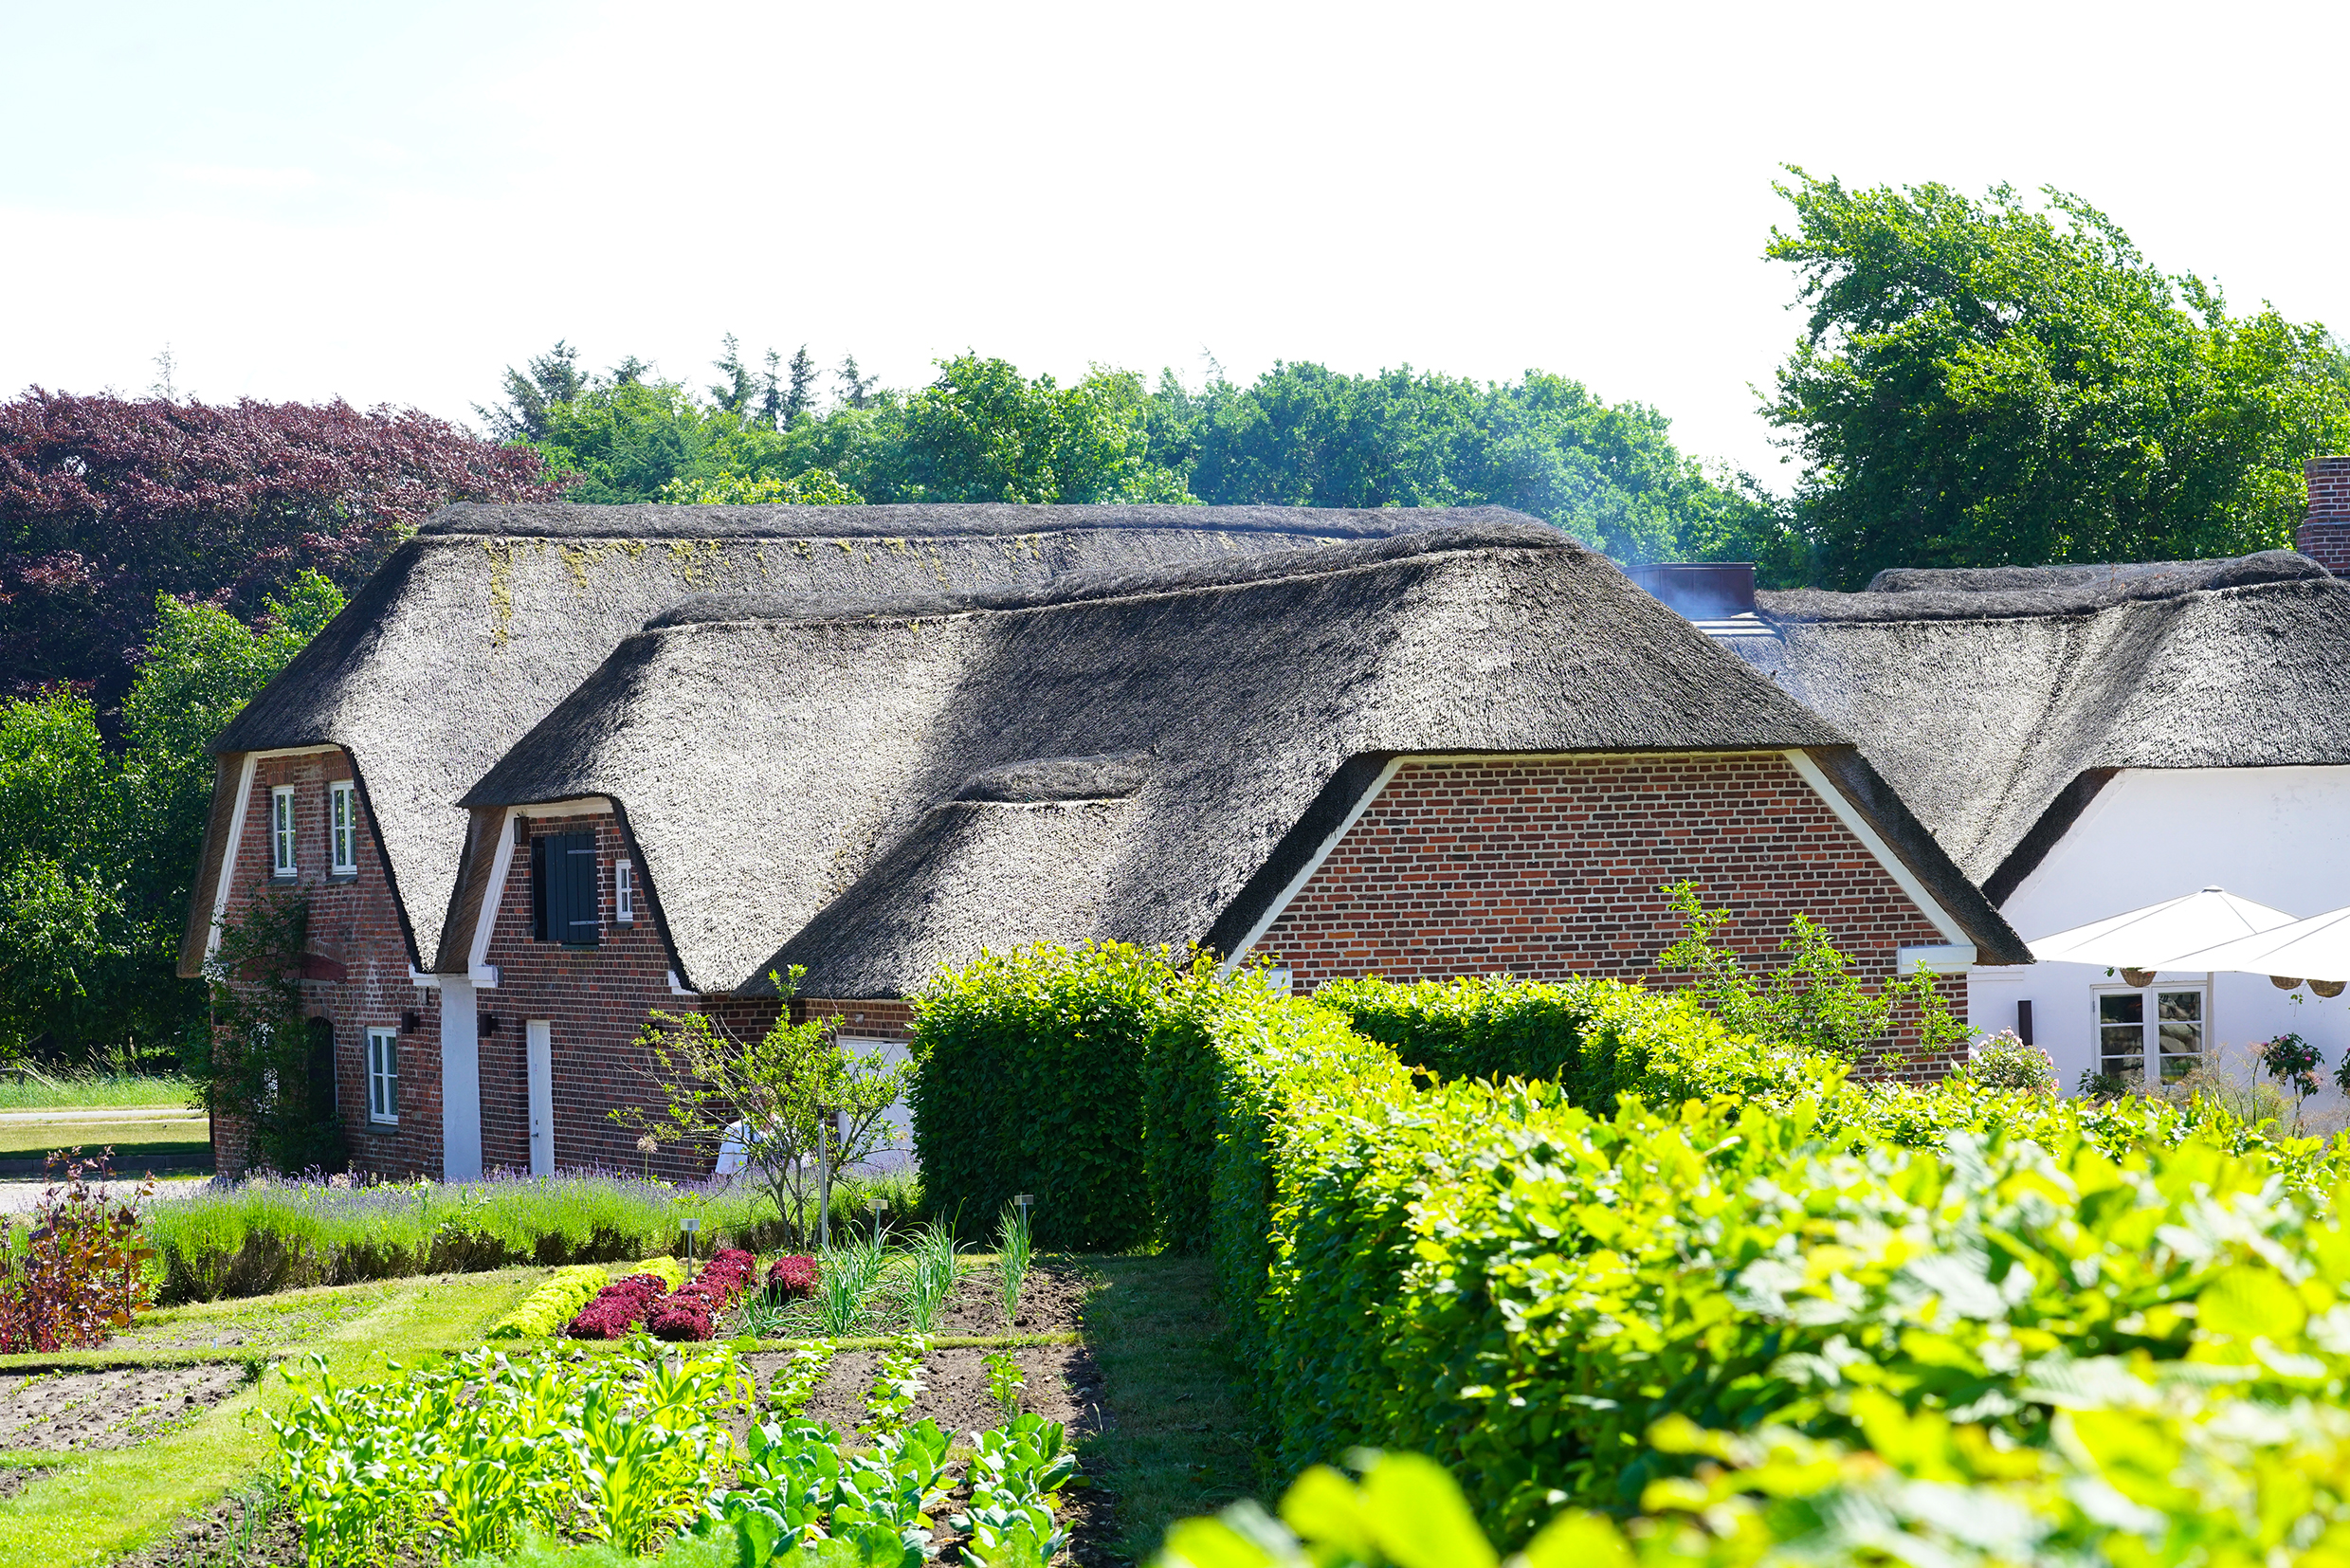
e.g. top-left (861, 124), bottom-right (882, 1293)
top-left (910, 941), bottom-right (1205, 1250)
top-left (1175, 982), bottom-right (2350, 1546)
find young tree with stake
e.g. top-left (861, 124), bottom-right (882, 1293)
top-left (615, 966), bottom-right (911, 1247)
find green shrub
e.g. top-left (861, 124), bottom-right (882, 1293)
top-left (1186, 981), bottom-right (2350, 1546)
top-left (910, 941), bottom-right (1199, 1250)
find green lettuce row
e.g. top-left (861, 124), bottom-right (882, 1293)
top-left (486, 1265), bottom-right (614, 1340)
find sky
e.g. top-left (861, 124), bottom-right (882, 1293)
top-left (3, 0), bottom-right (2345, 490)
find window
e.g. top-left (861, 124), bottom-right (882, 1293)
top-left (271, 786), bottom-right (297, 876)
top-left (616, 858), bottom-right (635, 924)
top-left (2096, 985), bottom-right (2206, 1088)
top-left (531, 830), bottom-right (602, 947)
top-left (367, 1027), bottom-right (399, 1123)
top-left (329, 782), bottom-right (358, 875)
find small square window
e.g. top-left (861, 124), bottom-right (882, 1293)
top-left (329, 782), bottom-right (358, 875)
top-left (271, 786), bottom-right (298, 877)
top-left (366, 1027), bottom-right (399, 1124)
top-left (616, 859), bottom-right (635, 924)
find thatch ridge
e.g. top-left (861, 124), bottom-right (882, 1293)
top-left (1737, 556), bottom-right (2350, 889)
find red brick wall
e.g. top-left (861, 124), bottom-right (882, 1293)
top-left (795, 998), bottom-right (916, 1042)
top-left (211, 750), bottom-right (442, 1178)
top-left (477, 811), bottom-right (721, 1179)
top-left (2297, 456), bottom-right (2350, 573)
top-left (1258, 752), bottom-right (1967, 1071)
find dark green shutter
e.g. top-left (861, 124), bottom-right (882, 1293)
top-left (531, 835), bottom-right (550, 940)
top-left (563, 833), bottom-right (600, 946)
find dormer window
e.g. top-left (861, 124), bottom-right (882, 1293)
top-left (271, 786), bottom-right (297, 877)
top-left (329, 782), bottom-right (358, 876)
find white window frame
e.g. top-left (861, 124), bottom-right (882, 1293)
top-left (328, 781), bottom-right (358, 876)
top-left (2092, 980), bottom-right (2211, 1089)
top-left (366, 1026), bottom-right (399, 1124)
top-left (271, 786), bottom-right (298, 876)
top-left (616, 858), bottom-right (635, 924)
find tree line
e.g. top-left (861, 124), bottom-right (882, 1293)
top-left (4, 171), bottom-right (2348, 1066)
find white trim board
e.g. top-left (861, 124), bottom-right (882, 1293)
top-left (1221, 757), bottom-right (1404, 973)
top-left (1779, 750), bottom-right (1970, 946)
top-left (200, 746), bottom-right (345, 964)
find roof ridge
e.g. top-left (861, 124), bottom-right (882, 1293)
top-left (637, 521), bottom-right (1578, 632)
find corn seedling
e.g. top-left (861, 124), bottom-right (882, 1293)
top-left (265, 1339), bottom-right (749, 1566)
top-left (766, 1340), bottom-right (835, 1417)
top-left (903, 1219), bottom-right (962, 1335)
top-left (864, 1336), bottom-right (929, 1436)
top-left (994, 1201), bottom-right (1033, 1325)
top-left (984, 1348), bottom-right (1025, 1423)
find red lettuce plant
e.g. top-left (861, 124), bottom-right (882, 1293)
top-left (647, 1249), bottom-right (756, 1342)
top-left (768, 1255), bottom-right (818, 1301)
top-left (0, 1151), bottom-right (155, 1352)
top-left (565, 1272), bottom-right (672, 1340)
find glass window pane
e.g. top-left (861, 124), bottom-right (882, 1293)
top-left (2157, 991), bottom-right (2203, 1082)
top-left (2099, 993), bottom-right (2145, 1082)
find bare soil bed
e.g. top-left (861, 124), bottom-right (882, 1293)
top-left (0, 1363), bottom-right (246, 1449)
top-left (750, 1341), bottom-right (1108, 1442)
top-left (730, 1257), bottom-right (1095, 1341)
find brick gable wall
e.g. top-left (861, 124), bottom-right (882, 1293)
top-left (477, 811), bottom-right (741, 1181)
top-left (1258, 752), bottom-right (1967, 1072)
top-left (211, 750), bottom-right (442, 1178)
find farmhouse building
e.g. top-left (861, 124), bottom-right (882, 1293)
top-left (1703, 474), bottom-right (2350, 1101)
top-left (185, 503), bottom-right (2023, 1181)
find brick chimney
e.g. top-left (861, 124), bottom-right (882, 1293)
top-left (2298, 456), bottom-right (2350, 572)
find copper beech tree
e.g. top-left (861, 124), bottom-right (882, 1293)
top-left (0, 390), bottom-right (566, 707)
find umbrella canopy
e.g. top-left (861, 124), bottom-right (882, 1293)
top-left (2027, 886), bottom-right (2301, 969)
top-left (2167, 904), bottom-right (2350, 985)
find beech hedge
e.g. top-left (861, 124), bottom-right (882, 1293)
top-left (1175, 983), bottom-right (2350, 1547)
top-left (910, 941), bottom-right (1206, 1250)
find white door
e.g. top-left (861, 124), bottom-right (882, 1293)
top-left (526, 1020), bottom-right (554, 1176)
top-left (440, 979), bottom-right (483, 1181)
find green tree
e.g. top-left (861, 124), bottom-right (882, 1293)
top-left (618, 967), bottom-right (913, 1247)
top-left (1149, 362), bottom-right (1799, 577)
top-left (886, 354), bottom-right (1192, 503)
top-left (0, 573), bottom-right (345, 1066)
top-left (1763, 171), bottom-right (2350, 585)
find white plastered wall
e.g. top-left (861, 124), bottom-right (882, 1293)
top-left (1971, 766), bottom-right (2350, 1113)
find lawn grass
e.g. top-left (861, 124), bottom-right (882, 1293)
top-left (0, 1075), bottom-right (194, 1112)
top-left (0, 1266), bottom-right (549, 1568)
top-left (0, 1121), bottom-right (207, 1157)
top-left (1078, 1254), bottom-right (1263, 1562)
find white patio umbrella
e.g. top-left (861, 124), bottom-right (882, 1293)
top-left (2166, 904), bottom-right (2350, 988)
top-left (2027, 886), bottom-right (2301, 978)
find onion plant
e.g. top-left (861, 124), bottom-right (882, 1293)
top-left (903, 1220), bottom-right (962, 1335)
top-left (995, 1200), bottom-right (1033, 1324)
top-left (815, 1228), bottom-right (887, 1338)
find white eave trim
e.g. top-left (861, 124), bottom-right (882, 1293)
top-left (668, 970), bottom-right (699, 997)
top-left (1220, 757), bottom-right (1405, 974)
top-left (1779, 749), bottom-right (1969, 946)
top-left (202, 754), bottom-right (262, 964)
top-left (1900, 943), bottom-right (1978, 975)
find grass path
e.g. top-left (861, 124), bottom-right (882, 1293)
top-left (0, 1267), bottom-right (550, 1568)
top-left (1077, 1255), bottom-right (1262, 1561)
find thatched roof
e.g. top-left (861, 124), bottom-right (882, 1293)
top-left (179, 501), bottom-right (1499, 975)
top-left (1733, 551), bottom-right (2350, 900)
top-left (458, 521), bottom-right (2021, 996)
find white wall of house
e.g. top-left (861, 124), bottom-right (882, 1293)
top-left (838, 1036), bottom-right (916, 1176)
top-left (1969, 765), bottom-right (2350, 1113)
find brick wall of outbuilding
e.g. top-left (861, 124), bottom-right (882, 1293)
top-left (211, 750), bottom-right (441, 1178)
top-left (1258, 751), bottom-right (1968, 1073)
top-left (477, 811), bottom-right (721, 1180)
